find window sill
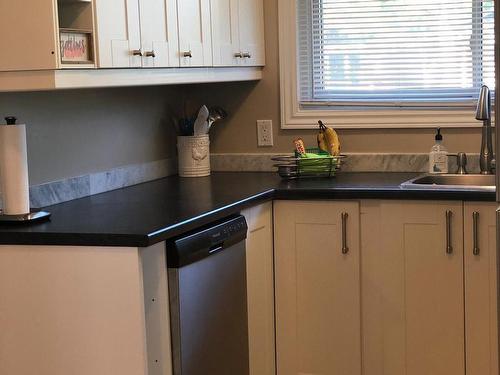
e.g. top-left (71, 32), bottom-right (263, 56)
top-left (281, 106), bottom-right (487, 130)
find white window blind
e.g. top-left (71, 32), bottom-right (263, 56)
top-left (297, 0), bottom-right (495, 108)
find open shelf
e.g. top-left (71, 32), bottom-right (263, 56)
top-left (56, 0), bottom-right (96, 67)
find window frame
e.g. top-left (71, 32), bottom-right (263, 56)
top-left (278, 0), bottom-right (491, 129)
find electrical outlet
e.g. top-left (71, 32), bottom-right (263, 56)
top-left (257, 120), bottom-right (274, 147)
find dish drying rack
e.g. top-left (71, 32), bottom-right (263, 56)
top-left (272, 149), bottom-right (345, 179)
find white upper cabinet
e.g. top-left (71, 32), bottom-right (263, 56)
top-left (138, 0), bottom-right (179, 68)
top-left (211, 0), bottom-right (265, 66)
top-left (94, 0), bottom-right (142, 68)
top-left (94, 0), bottom-right (179, 68)
top-left (177, 0), bottom-right (213, 67)
top-left (0, 0), bottom-right (265, 91)
top-left (237, 0), bottom-right (265, 66)
top-left (211, 0), bottom-right (239, 66)
top-left (0, 0), bottom-right (58, 71)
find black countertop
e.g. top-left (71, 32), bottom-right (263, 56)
top-left (0, 172), bottom-right (495, 247)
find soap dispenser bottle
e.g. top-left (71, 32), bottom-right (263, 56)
top-left (429, 128), bottom-right (448, 174)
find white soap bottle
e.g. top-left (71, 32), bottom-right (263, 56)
top-left (429, 128), bottom-right (448, 174)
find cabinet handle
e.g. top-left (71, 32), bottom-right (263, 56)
top-left (242, 52), bottom-right (252, 58)
top-left (183, 51), bottom-right (193, 58)
top-left (234, 52), bottom-right (243, 58)
top-left (341, 212), bottom-right (349, 254)
top-left (473, 211), bottom-right (480, 256)
top-left (145, 51), bottom-right (156, 58)
top-left (132, 49), bottom-right (143, 57)
top-left (446, 210), bottom-right (453, 254)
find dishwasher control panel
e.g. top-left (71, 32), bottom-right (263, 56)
top-left (215, 218), bottom-right (247, 244)
top-left (167, 215), bottom-right (248, 268)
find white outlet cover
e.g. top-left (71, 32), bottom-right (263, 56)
top-left (257, 120), bottom-right (274, 147)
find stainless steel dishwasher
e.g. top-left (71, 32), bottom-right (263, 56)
top-left (167, 215), bottom-right (249, 375)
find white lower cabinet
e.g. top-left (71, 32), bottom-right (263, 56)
top-left (361, 200), bottom-right (497, 375)
top-left (275, 200), bottom-right (497, 375)
top-left (0, 244), bottom-right (153, 375)
top-left (274, 200), bottom-right (361, 375)
top-left (464, 202), bottom-right (499, 375)
top-left (242, 202), bottom-right (276, 375)
top-left (362, 200), bottom-right (465, 375)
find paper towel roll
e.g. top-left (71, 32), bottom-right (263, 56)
top-left (0, 123), bottom-right (30, 215)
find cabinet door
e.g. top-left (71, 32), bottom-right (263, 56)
top-left (242, 202), bottom-right (276, 375)
top-left (210, 0), bottom-right (240, 66)
top-left (0, 0), bottom-right (58, 71)
top-left (363, 201), bottom-right (464, 375)
top-left (274, 201), bottom-right (361, 375)
top-left (177, 0), bottom-right (212, 67)
top-left (464, 202), bottom-right (498, 375)
top-left (138, 0), bottom-right (179, 68)
top-left (94, 0), bottom-right (142, 68)
top-left (238, 0), bottom-right (265, 66)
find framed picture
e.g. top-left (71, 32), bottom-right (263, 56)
top-left (59, 29), bottom-right (93, 64)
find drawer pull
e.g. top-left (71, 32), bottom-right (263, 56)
top-left (446, 210), bottom-right (453, 254)
top-left (341, 212), bottom-right (349, 254)
top-left (473, 212), bottom-right (480, 256)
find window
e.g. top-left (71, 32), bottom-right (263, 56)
top-left (279, 0), bottom-right (496, 128)
top-left (299, 0), bottom-right (495, 107)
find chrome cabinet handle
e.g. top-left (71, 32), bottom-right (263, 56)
top-left (132, 49), bottom-right (143, 56)
top-left (183, 51), bottom-right (193, 58)
top-left (341, 212), bottom-right (349, 254)
top-left (234, 52), bottom-right (243, 58)
top-left (446, 210), bottom-right (453, 254)
top-left (145, 51), bottom-right (156, 58)
top-left (242, 52), bottom-right (252, 58)
top-left (473, 212), bottom-right (480, 256)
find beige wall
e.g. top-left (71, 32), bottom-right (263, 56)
top-left (0, 0), bottom-right (487, 187)
top-left (0, 86), bottom-right (180, 185)
top-left (188, 0), bottom-right (485, 155)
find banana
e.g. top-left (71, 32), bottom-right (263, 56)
top-left (318, 120), bottom-right (341, 156)
top-left (317, 128), bottom-right (328, 153)
top-left (325, 127), bottom-right (341, 156)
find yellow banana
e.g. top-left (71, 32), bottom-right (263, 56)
top-left (318, 120), bottom-right (341, 156)
top-left (317, 129), bottom-right (328, 153)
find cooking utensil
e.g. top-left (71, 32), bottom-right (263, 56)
top-left (208, 106), bottom-right (228, 131)
top-left (178, 118), bottom-right (195, 136)
top-left (193, 105), bottom-right (210, 136)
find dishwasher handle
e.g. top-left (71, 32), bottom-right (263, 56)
top-left (167, 215), bottom-right (248, 268)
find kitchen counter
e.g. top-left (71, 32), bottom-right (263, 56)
top-left (0, 172), bottom-right (494, 247)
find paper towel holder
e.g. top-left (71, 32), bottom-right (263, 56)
top-left (0, 209), bottom-right (51, 224)
top-left (0, 116), bottom-right (51, 224)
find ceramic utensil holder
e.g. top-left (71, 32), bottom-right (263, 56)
top-left (177, 135), bottom-right (211, 177)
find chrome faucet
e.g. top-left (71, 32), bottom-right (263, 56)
top-left (475, 85), bottom-right (495, 175)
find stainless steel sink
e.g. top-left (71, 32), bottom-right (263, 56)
top-left (401, 174), bottom-right (496, 191)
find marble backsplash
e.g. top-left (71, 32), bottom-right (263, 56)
top-left (210, 153), bottom-right (482, 174)
top-left (24, 152), bottom-right (482, 208)
top-left (29, 159), bottom-right (177, 208)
